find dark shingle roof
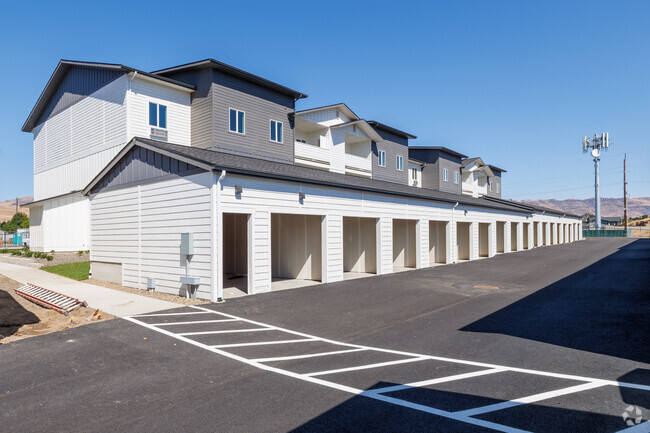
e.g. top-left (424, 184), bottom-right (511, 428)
top-left (409, 146), bottom-right (468, 159)
top-left (85, 138), bottom-right (565, 216)
top-left (367, 121), bottom-right (417, 139)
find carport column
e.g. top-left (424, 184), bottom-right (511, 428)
top-left (504, 221), bottom-right (512, 253)
top-left (516, 222), bottom-right (524, 251)
top-left (322, 214), bottom-right (343, 284)
top-left (249, 211), bottom-right (272, 294)
top-left (376, 217), bottom-right (393, 275)
top-left (559, 223), bottom-right (564, 244)
top-left (445, 221), bottom-right (454, 264)
top-left (537, 220), bottom-right (543, 247)
top-left (552, 223), bottom-right (557, 244)
top-left (415, 219), bottom-right (429, 269)
top-left (545, 222), bottom-right (551, 246)
top-left (210, 173), bottom-right (223, 302)
top-left (469, 221), bottom-right (478, 261)
top-left (488, 222), bottom-right (496, 257)
top-left (527, 222), bottom-right (534, 249)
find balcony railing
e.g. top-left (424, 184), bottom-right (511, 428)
top-left (344, 153), bottom-right (372, 177)
top-left (294, 141), bottom-right (331, 170)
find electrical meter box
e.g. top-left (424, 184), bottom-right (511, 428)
top-left (180, 232), bottom-right (194, 255)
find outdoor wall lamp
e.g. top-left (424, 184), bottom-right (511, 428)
top-left (234, 185), bottom-right (243, 195)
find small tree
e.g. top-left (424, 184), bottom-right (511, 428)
top-left (0, 212), bottom-right (29, 232)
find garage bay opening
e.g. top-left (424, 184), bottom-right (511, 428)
top-left (456, 222), bottom-right (471, 261)
top-left (343, 217), bottom-right (377, 279)
top-left (223, 213), bottom-right (250, 296)
top-left (429, 220), bottom-right (447, 264)
top-left (393, 219), bottom-right (416, 271)
top-left (478, 223), bottom-right (490, 258)
top-left (510, 222), bottom-right (519, 252)
top-left (496, 221), bottom-right (506, 253)
top-left (271, 213), bottom-right (322, 290)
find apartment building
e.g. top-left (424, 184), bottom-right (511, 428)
top-left (23, 59), bottom-right (582, 301)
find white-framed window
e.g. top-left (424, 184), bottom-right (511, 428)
top-left (489, 180), bottom-right (493, 192)
top-left (496, 183), bottom-right (500, 194)
top-left (396, 155), bottom-right (404, 171)
top-left (454, 172), bottom-right (459, 184)
top-left (149, 102), bottom-right (167, 128)
top-left (443, 168), bottom-right (449, 182)
top-left (229, 108), bottom-right (245, 134)
top-left (270, 120), bottom-right (283, 143)
top-left (378, 150), bottom-right (386, 167)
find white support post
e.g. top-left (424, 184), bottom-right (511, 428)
top-left (469, 222), bottom-right (478, 261)
top-left (528, 222), bottom-right (534, 250)
top-left (250, 210), bottom-right (272, 294)
top-left (505, 221), bottom-right (512, 253)
top-left (376, 217), bottom-right (393, 275)
top-left (416, 219), bottom-right (429, 269)
top-left (322, 214), bottom-right (343, 284)
top-left (488, 222), bottom-right (496, 257)
top-left (516, 222), bottom-right (524, 252)
top-left (445, 221), bottom-right (454, 264)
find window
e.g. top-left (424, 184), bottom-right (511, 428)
top-left (489, 180), bottom-right (493, 192)
top-left (454, 172), bottom-right (459, 184)
top-left (496, 183), bottom-right (500, 194)
top-left (411, 168), bottom-right (419, 181)
top-left (443, 168), bottom-right (449, 182)
top-left (229, 108), bottom-right (245, 134)
top-left (270, 120), bottom-right (283, 143)
top-left (378, 150), bottom-right (386, 167)
top-left (396, 155), bottom-right (404, 171)
top-left (149, 102), bottom-right (167, 128)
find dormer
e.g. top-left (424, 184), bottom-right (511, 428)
top-left (461, 157), bottom-right (501, 198)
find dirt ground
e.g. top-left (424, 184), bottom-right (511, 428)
top-left (0, 275), bottom-right (114, 344)
top-left (83, 279), bottom-right (210, 306)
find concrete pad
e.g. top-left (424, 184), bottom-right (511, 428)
top-left (0, 261), bottom-right (178, 317)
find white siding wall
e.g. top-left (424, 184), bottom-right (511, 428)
top-left (90, 173), bottom-right (213, 298)
top-left (128, 77), bottom-right (192, 146)
top-left (33, 195), bottom-right (90, 252)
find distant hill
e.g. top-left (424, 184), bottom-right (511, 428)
top-left (519, 197), bottom-right (650, 218)
top-left (0, 196), bottom-right (32, 223)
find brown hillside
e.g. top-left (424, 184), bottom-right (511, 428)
top-left (519, 197), bottom-right (650, 218)
top-left (0, 196), bottom-right (32, 223)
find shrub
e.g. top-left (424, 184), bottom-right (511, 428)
top-left (45, 255), bottom-right (53, 261)
top-left (24, 251), bottom-right (33, 258)
top-left (11, 250), bottom-right (22, 256)
top-left (77, 250), bottom-right (84, 256)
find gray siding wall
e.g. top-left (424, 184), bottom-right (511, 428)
top-left (211, 71), bottom-right (295, 164)
top-left (372, 129), bottom-right (408, 184)
top-left (37, 66), bottom-right (124, 127)
top-left (408, 149), bottom-right (462, 194)
top-left (487, 171), bottom-right (502, 198)
top-left (163, 69), bottom-right (213, 149)
top-left (92, 147), bottom-right (203, 194)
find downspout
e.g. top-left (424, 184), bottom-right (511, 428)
top-left (452, 202), bottom-right (459, 263)
top-left (215, 169), bottom-right (227, 303)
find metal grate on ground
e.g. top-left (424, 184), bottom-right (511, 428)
top-left (126, 306), bottom-right (650, 433)
top-left (15, 283), bottom-right (87, 316)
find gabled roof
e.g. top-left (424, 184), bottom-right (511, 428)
top-left (23, 60), bottom-right (195, 132)
top-left (408, 146), bottom-right (468, 159)
top-left (330, 119), bottom-right (383, 142)
top-left (296, 103), bottom-right (359, 120)
top-left (367, 121), bottom-right (417, 139)
top-left (461, 157), bottom-right (483, 167)
top-left (488, 164), bottom-right (507, 173)
top-left (153, 58), bottom-right (307, 99)
top-left (84, 138), bottom-right (544, 217)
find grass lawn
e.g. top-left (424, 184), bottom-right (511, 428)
top-left (41, 261), bottom-right (90, 281)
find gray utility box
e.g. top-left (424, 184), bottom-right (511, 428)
top-left (180, 232), bottom-right (194, 255)
top-left (180, 276), bottom-right (200, 286)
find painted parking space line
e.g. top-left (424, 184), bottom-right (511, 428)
top-left (304, 357), bottom-right (429, 377)
top-left (364, 367), bottom-right (508, 395)
top-left (132, 311), bottom-right (211, 317)
top-left (152, 319), bottom-right (239, 326)
top-left (453, 381), bottom-right (609, 417)
top-left (252, 348), bottom-right (367, 363)
top-left (177, 327), bottom-right (272, 336)
top-left (125, 305), bottom-right (650, 433)
top-left (211, 338), bottom-right (317, 348)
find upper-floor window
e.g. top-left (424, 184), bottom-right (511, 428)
top-left (229, 108), bottom-right (245, 134)
top-left (378, 150), bottom-right (386, 167)
top-left (270, 120), bottom-right (283, 143)
top-left (496, 183), bottom-right (500, 194)
top-left (443, 168), bottom-right (449, 182)
top-left (396, 155), bottom-right (404, 171)
top-left (454, 172), bottom-right (459, 184)
top-left (489, 180), bottom-right (493, 192)
top-left (149, 102), bottom-right (167, 128)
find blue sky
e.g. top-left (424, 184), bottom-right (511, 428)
top-left (0, 0), bottom-right (648, 202)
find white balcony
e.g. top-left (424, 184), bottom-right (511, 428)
top-left (344, 153), bottom-right (372, 177)
top-left (294, 141), bottom-right (331, 171)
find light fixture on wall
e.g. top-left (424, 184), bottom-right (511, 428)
top-left (464, 210), bottom-right (468, 216)
top-left (298, 192), bottom-right (306, 202)
top-left (234, 185), bottom-right (243, 195)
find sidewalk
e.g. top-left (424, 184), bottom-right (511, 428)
top-left (0, 261), bottom-right (179, 317)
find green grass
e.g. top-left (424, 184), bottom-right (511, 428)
top-left (41, 261), bottom-right (90, 281)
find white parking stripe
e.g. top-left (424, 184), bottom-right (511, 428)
top-left (177, 328), bottom-right (271, 336)
top-left (304, 357), bottom-right (429, 377)
top-left (454, 381), bottom-right (609, 417)
top-left (152, 319), bottom-right (239, 326)
top-left (252, 348), bottom-right (367, 363)
top-left (132, 311), bottom-right (210, 317)
top-left (365, 368), bottom-right (508, 394)
top-left (211, 338), bottom-right (317, 348)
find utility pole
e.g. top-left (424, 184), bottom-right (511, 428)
top-left (623, 153), bottom-right (627, 231)
top-left (582, 133), bottom-right (611, 230)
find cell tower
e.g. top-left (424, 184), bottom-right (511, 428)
top-left (581, 132), bottom-right (611, 229)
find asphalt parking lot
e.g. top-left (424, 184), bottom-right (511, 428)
top-left (1, 238), bottom-right (649, 432)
